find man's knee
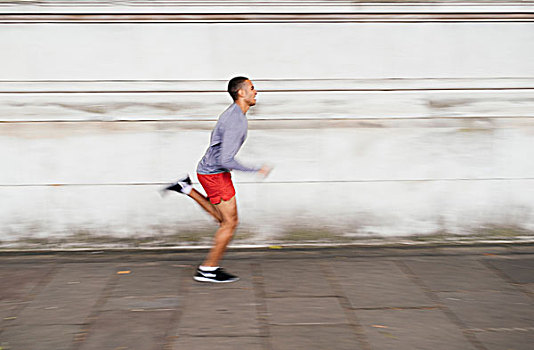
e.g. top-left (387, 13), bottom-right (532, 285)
top-left (221, 216), bottom-right (239, 230)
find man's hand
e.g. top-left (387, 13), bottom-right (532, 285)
top-left (258, 164), bottom-right (272, 178)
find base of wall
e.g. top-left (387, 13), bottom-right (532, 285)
top-left (1, 226), bottom-right (532, 251)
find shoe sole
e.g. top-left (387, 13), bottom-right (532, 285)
top-left (160, 174), bottom-right (191, 198)
top-left (159, 184), bottom-right (183, 197)
top-left (193, 276), bottom-right (240, 283)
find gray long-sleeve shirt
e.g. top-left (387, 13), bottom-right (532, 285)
top-left (197, 103), bottom-right (260, 174)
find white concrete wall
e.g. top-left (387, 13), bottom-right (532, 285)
top-left (2, 23), bottom-right (534, 81)
top-left (1, 1), bottom-right (534, 246)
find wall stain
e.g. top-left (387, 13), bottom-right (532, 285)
top-left (428, 99), bottom-right (473, 109)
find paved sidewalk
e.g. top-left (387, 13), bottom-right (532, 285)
top-left (0, 244), bottom-right (533, 350)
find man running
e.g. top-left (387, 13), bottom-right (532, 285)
top-left (163, 77), bottom-right (270, 283)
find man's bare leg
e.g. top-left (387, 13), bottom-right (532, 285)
top-left (202, 196), bottom-right (238, 267)
top-left (188, 189), bottom-right (223, 223)
top-left (162, 175), bottom-right (223, 223)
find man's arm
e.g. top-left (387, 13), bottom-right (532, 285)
top-left (219, 125), bottom-right (260, 173)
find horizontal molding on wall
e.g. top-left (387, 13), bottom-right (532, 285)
top-left (2, 78), bottom-right (534, 93)
top-left (1, 1), bottom-right (534, 17)
top-left (1, 13), bottom-right (534, 23)
top-left (1, 117), bottom-right (534, 128)
top-left (2, 177), bottom-right (534, 187)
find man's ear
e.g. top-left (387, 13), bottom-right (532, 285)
top-left (237, 88), bottom-right (245, 99)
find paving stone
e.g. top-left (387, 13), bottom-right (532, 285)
top-left (331, 260), bottom-right (434, 308)
top-left (266, 297), bottom-right (346, 325)
top-left (262, 260), bottom-right (335, 297)
top-left (524, 283), bottom-right (534, 295)
top-left (78, 310), bottom-right (173, 350)
top-left (486, 258), bottom-right (534, 283)
top-left (37, 263), bottom-right (113, 287)
top-left (357, 308), bottom-right (476, 350)
top-left (270, 325), bottom-right (361, 350)
top-left (439, 290), bottom-right (534, 328)
top-left (13, 264), bottom-right (113, 325)
top-left (0, 265), bottom-right (54, 303)
top-left (172, 336), bottom-right (263, 350)
top-left (0, 303), bottom-right (21, 322)
top-left (477, 330), bottom-right (534, 350)
top-left (177, 291), bottom-right (259, 336)
top-left (177, 262), bottom-right (260, 336)
top-left (112, 264), bottom-right (182, 297)
top-left (436, 246), bottom-right (513, 256)
top-left (100, 296), bottom-right (180, 311)
top-left (510, 246), bottom-right (534, 255)
top-left (0, 324), bottom-right (79, 350)
top-left (15, 293), bottom-right (101, 326)
top-left (403, 257), bottom-right (512, 292)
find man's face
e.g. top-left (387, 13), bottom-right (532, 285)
top-left (239, 80), bottom-right (257, 106)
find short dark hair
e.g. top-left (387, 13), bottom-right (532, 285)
top-left (228, 76), bottom-right (249, 101)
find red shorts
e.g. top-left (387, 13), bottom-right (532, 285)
top-left (197, 172), bottom-right (236, 205)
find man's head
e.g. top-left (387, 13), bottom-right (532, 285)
top-left (228, 76), bottom-right (257, 107)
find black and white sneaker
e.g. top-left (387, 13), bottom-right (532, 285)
top-left (193, 267), bottom-right (240, 283)
top-left (161, 174), bottom-right (192, 196)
